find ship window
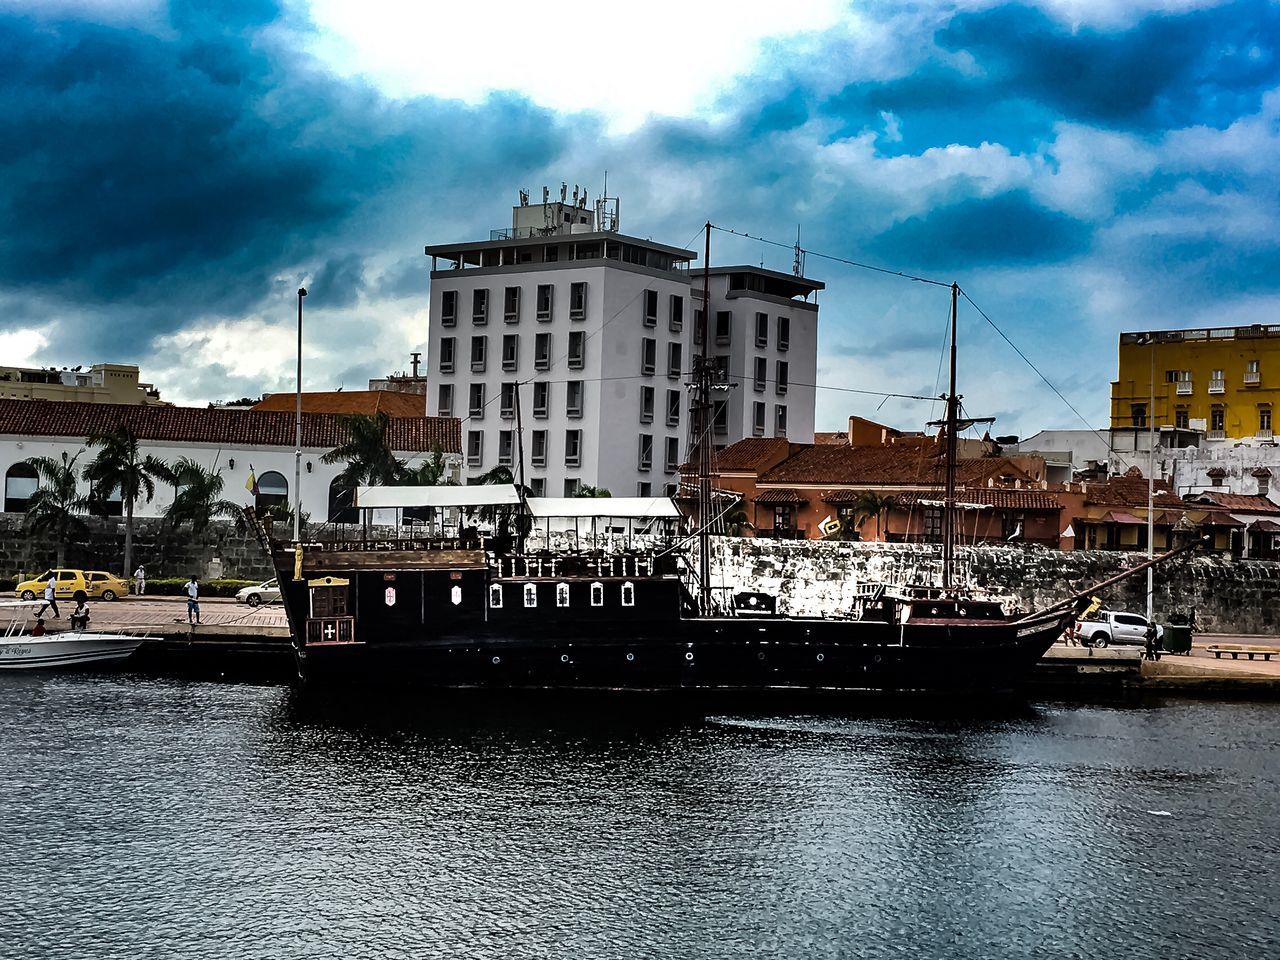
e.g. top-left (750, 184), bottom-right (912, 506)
top-left (489, 584), bottom-right (503, 609)
top-left (621, 581), bottom-right (635, 607)
top-left (524, 583), bottom-right (537, 608)
top-left (590, 582), bottom-right (604, 607)
top-left (556, 582), bottom-right (570, 607)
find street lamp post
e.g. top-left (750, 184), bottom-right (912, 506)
top-left (295, 286), bottom-right (307, 543)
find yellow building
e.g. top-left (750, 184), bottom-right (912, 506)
top-left (0, 363), bottom-right (166, 405)
top-left (1111, 325), bottom-right (1280, 441)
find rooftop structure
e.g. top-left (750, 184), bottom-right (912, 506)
top-left (0, 362), bottom-right (165, 405)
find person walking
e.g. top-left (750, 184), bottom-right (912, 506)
top-left (186, 575), bottom-right (201, 625)
top-left (134, 565), bottom-right (146, 596)
top-left (1144, 620), bottom-right (1160, 661)
top-left (37, 577), bottom-right (60, 619)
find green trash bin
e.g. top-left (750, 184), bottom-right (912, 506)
top-left (1164, 623), bottom-right (1193, 655)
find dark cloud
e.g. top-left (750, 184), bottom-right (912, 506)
top-left (307, 254), bottom-right (367, 309)
top-left (867, 192), bottom-right (1091, 270)
top-left (374, 256), bottom-right (430, 301)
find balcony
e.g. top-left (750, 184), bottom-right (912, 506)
top-left (1208, 379), bottom-right (1226, 394)
top-left (1258, 429), bottom-right (1274, 440)
top-left (1176, 381), bottom-right (1193, 395)
top-left (1244, 371), bottom-right (1261, 385)
top-left (1207, 429), bottom-right (1226, 440)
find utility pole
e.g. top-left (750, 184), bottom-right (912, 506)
top-left (294, 286), bottom-right (307, 543)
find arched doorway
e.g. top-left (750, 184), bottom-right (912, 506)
top-left (255, 471), bottom-right (289, 513)
top-left (328, 476), bottom-right (357, 524)
top-left (4, 462), bottom-right (38, 513)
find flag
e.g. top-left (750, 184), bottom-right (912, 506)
top-left (1006, 521), bottom-right (1023, 541)
top-left (245, 467), bottom-right (258, 495)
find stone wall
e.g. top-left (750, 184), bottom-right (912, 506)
top-left (709, 538), bottom-right (1280, 634)
top-left (0, 513), bottom-right (277, 581)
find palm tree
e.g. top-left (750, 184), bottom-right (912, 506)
top-left (22, 452), bottom-right (90, 567)
top-left (574, 484), bottom-right (612, 498)
top-left (163, 458), bottom-right (241, 536)
top-left (852, 492), bottom-right (898, 541)
top-left (82, 425), bottom-right (170, 576)
top-left (399, 443), bottom-right (454, 526)
top-left (321, 412), bottom-right (406, 489)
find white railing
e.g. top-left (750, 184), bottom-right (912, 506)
top-left (1176, 381), bottom-right (1193, 395)
top-left (1208, 379), bottom-right (1226, 394)
top-left (1258, 429), bottom-right (1274, 440)
top-left (1244, 371), bottom-right (1261, 384)
top-left (1207, 429), bottom-right (1226, 440)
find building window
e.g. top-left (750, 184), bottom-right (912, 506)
top-left (923, 507), bottom-right (942, 540)
top-left (440, 290), bottom-right (458, 327)
top-left (1210, 406), bottom-right (1225, 433)
top-left (666, 389), bottom-right (681, 427)
top-left (664, 436), bottom-right (680, 473)
top-left (437, 383), bottom-right (453, 417)
top-left (569, 281), bottom-right (587, 320)
top-left (753, 401), bottom-right (766, 436)
top-left (566, 380), bottom-right (584, 418)
top-left (564, 478), bottom-right (581, 497)
top-left (667, 342), bottom-right (683, 379)
top-left (640, 386), bottom-right (654, 423)
top-left (568, 331), bottom-right (585, 370)
top-left (524, 583), bottom-right (537, 608)
top-left (504, 286), bottom-right (520, 323)
top-left (755, 312), bottom-right (768, 347)
top-left (500, 381), bottom-right (516, 419)
top-left (714, 355), bottom-right (730, 380)
top-left (556, 582), bottom-right (570, 607)
top-left (533, 381), bottom-right (549, 418)
top-left (4, 462), bottom-right (38, 513)
top-left (472, 288), bottom-right (488, 325)
top-left (565, 429), bottom-right (582, 467)
top-left (489, 584), bottom-right (503, 609)
top-left (590, 582), bottom-right (604, 607)
top-left (438, 337), bottom-right (455, 374)
top-left (468, 383), bottom-right (485, 419)
top-left (637, 481), bottom-right (652, 498)
top-left (776, 360), bottom-right (789, 396)
top-left (775, 404), bottom-right (788, 436)
top-left (643, 289), bottom-right (658, 326)
top-left (498, 429), bottom-right (514, 466)
top-left (1131, 404), bottom-right (1147, 428)
top-left (467, 430), bottom-right (483, 467)
top-left (1246, 359), bottom-right (1260, 384)
top-left (531, 477), bottom-right (546, 497)
top-left (531, 283), bottom-right (552, 322)
top-left (640, 338), bottom-right (656, 376)
top-left (1210, 368), bottom-right (1225, 393)
top-left (1174, 407), bottom-right (1189, 429)
top-left (693, 308), bottom-right (705, 346)
top-left (713, 400), bottom-right (728, 435)
top-left (470, 335), bottom-right (487, 372)
top-left (773, 505), bottom-right (794, 532)
top-left (638, 434), bottom-right (653, 471)
top-left (501, 334), bottom-right (519, 371)
top-left (1261, 405), bottom-right (1273, 433)
top-left (531, 430), bottom-right (548, 467)
top-left (715, 311), bottom-right (732, 345)
top-left (777, 316), bottom-right (790, 351)
top-left (670, 295), bottom-right (684, 332)
top-left (535, 332), bottom-right (551, 371)
top-left (753, 357), bottom-right (767, 392)
top-left (621, 582), bottom-right (635, 607)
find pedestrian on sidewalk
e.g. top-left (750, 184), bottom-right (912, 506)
top-left (186, 575), bottom-right (201, 624)
top-left (134, 565), bottom-right (146, 595)
top-left (70, 600), bottom-right (91, 631)
top-left (37, 578), bottom-right (60, 619)
top-left (1144, 620), bottom-right (1160, 661)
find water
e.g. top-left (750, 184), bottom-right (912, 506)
top-left (1, 674), bottom-right (1277, 959)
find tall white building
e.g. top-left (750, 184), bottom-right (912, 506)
top-left (425, 188), bottom-right (821, 497)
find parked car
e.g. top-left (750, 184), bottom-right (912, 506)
top-left (1074, 610), bottom-right (1164, 648)
top-left (16, 569), bottom-right (90, 601)
top-left (84, 571), bottom-right (130, 601)
top-left (236, 578), bottom-right (281, 607)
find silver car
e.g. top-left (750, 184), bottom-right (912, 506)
top-left (236, 578), bottom-right (281, 607)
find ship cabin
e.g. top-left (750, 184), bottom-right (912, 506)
top-left (273, 486), bottom-right (693, 649)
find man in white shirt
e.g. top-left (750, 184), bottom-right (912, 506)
top-left (38, 577), bottom-right (60, 619)
top-left (134, 565), bottom-right (146, 595)
top-left (186, 576), bottom-right (201, 624)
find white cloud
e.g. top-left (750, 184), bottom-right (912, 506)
top-left (0, 329), bottom-right (47, 369)
top-left (299, 0), bottom-right (852, 130)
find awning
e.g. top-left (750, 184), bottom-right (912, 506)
top-left (355, 484), bottom-right (522, 509)
top-left (1200, 513), bottom-right (1245, 527)
top-left (1248, 519), bottom-right (1280, 532)
top-left (754, 488), bottom-right (810, 505)
top-left (1100, 511), bottom-right (1144, 525)
top-left (821, 490), bottom-right (860, 504)
top-left (525, 497), bottom-right (681, 519)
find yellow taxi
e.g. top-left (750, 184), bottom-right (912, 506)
top-left (16, 569), bottom-right (90, 601)
top-left (84, 571), bottom-right (131, 601)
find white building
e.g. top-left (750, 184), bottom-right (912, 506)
top-left (0, 400), bottom-right (462, 521)
top-left (425, 188), bottom-right (821, 498)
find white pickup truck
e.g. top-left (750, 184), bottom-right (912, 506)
top-left (1073, 611), bottom-right (1163, 648)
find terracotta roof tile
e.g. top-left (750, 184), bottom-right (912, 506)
top-left (0, 400), bottom-right (461, 453)
top-left (1083, 476), bottom-right (1181, 509)
top-left (895, 489), bottom-right (1062, 511)
top-left (757, 444), bottom-right (1036, 487)
top-left (252, 390), bottom-right (427, 417)
top-left (1186, 492), bottom-right (1280, 514)
top-left (753, 488), bottom-right (810, 505)
top-left (713, 437), bottom-right (795, 473)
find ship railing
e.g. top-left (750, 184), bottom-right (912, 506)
top-left (493, 550), bottom-right (679, 579)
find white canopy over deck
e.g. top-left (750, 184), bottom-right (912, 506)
top-left (526, 497), bottom-right (681, 519)
top-left (355, 485), bottom-right (522, 510)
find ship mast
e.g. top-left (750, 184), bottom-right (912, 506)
top-left (943, 282), bottom-right (959, 590)
top-left (691, 221), bottom-right (714, 615)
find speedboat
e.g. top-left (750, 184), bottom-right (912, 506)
top-left (0, 601), bottom-right (146, 670)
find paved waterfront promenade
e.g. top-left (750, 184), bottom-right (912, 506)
top-left (62, 596), bottom-right (289, 637)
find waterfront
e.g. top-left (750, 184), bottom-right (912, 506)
top-left (1, 675), bottom-right (1277, 959)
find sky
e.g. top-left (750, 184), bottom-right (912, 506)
top-left (2, 0), bottom-right (1278, 439)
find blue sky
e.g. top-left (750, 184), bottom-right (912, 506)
top-left (2, 0), bottom-right (1278, 439)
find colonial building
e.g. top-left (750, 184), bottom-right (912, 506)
top-left (424, 186), bottom-right (822, 498)
top-left (0, 363), bottom-right (166, 405)
top-left (0, 400), bottom-right (461, 521)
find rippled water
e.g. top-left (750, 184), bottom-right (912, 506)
top-left (1, 674), bottom-right (1277, 959)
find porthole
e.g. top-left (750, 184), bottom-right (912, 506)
top-left (816, 653), bottom-right (825, 662)
top-left (685, 651), bottom-right (694, 661)
top-left (560, 654), bottom-right (570, 663)
top-left (491, 656), bottom-right (501, 665)
top-left (626, 652), bottom-right (635, 662)
top-left (757, 652), bottom-right (766, 661)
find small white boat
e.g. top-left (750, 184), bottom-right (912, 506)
top-left (0, 601), bottom-right (146, 670)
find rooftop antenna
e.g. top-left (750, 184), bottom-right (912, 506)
top-left (560, 182), bottom-right (567, 203)
top-left (519, 189), bottom-right (529, 206)
top-left (792, 224), bottom-right (804, 277)
top-left (542, 186), bottom-right (549, 204)
top-left (410, 352), bottom-right (421, 377)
